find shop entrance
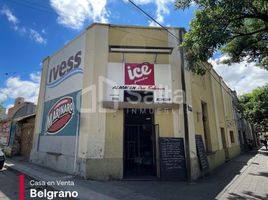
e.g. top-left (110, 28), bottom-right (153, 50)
top-left (124, 108), bottom-right (157, 178)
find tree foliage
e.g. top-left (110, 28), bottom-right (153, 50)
top-left (0, 104), bottom-right (4, 113)
top-left (239, 84), bottom-right (268, 131)
top-left (175, 0), bottom-right (268, 75)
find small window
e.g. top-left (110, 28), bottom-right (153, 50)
top-left (230, 131), bottom-right (235, 143)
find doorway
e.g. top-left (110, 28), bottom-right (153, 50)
top-left (124, 108), bottom-right (156, 178)
top-left (201, 101), bottom-right (211, 152)
top-left (220, 127), bottom-right (229, 160)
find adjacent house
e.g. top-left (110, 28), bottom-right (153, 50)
top-left (0, 97), bottom-right (36, 159)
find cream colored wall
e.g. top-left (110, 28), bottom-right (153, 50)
top-left (79, 25), bottom-right (108, 160)
top-left (190, 71), bottom-right (219, 152)
top-left (31, 58), bottom-right (48, 153)
top-left (221, 82), bottom-right (239, 147)
top-left (104, 110), bottom-right (124, 178)
top-left (168, 29), bottom-right (184, 139)
top-left (155, 110), bottom-right (174, 137)
top-left (106, 26), bottom-right (184, 178)
top-left (190, 65), bottom-right (240, 170)
top-left (108, 26), bottom-right (170, 64)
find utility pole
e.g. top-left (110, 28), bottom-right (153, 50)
top-left (179, 29), bottom-right (192, 182)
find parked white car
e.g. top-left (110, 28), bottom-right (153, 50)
top-left (0, 149), bottom-right (5, 169)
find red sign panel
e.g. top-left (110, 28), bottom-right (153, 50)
top-left (125, 63), bottom-right (155, 85)
top-left (46, 97), bottom-right (74, 134)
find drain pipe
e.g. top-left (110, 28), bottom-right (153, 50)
top-left (178, 29), bottom-right (192, 182)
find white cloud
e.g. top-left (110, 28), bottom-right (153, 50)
top-left (13, 25), bottom-right (27, 34)
top-left (29, 29), bottom-right (47, 44)
top-left (50, 0), bottom-right (173, 29)
top-left (0, 93), bottom-right (7, 104)
top-left (0, 6), bottom-right (47, 44)
top-left (128, 0), bottom-right (173, 26)
top-left (0, 6), bottom-right (18, 24)
top-left (30, 72), bottom-right (41, 83)
top-left (209, 55), bottom-right (268, 95)
top-left (155, 0), bottom-right (172, 23)
top-left (0, 72), bottom-right (40, 104)
top-left (50, 0), bottom-right (109, 30)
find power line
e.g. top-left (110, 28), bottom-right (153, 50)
top-left (8, 0), bottom-right (57, 15)
top-left (8, 0), bottom-right (236, 97)
top-left (125, 0), bottom-right (235, 97)
top-left (127, 0), bottom-right (179, 41)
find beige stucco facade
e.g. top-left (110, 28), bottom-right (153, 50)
top-left (31, 23), bottom-right (240, 181)
top-left (189, 65), bottom-right (240, 170)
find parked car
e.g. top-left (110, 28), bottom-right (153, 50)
top-left (0, 149), bottom-right (5, 169)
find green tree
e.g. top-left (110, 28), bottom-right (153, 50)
top-left (0, 104), bottom-right (4, 113)
top-left (175, 0), bottom-right (268, 75)
top-left (239, 84), bottom-right (268, 131)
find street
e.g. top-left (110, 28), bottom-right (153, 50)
top-left (0, 167), bottom-right (28, 200)
top-left (0, 167), bottom-right (58, 200)
top-left (1, 149), bottom-right (267, 200)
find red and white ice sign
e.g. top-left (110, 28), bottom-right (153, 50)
top-left (125, 63), bottom-right (155, 85)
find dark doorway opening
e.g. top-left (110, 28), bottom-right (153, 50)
top-left (221, 127), bottom-right (229, 160)
top-left (201, 101), bottom-right (211, 152)
top-left (124, 108), bottom-right (156, 178)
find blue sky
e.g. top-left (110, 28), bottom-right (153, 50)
top-left (0, 0), bottom-right (267, 109)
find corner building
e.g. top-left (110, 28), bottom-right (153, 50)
top-left (31, 23), bottom-right (241, 180)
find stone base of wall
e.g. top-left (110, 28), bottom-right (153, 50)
top-left (190, 156), bottom-right (201, 180)
top-left (207, 149), bottom-right (226, 170)
top-left (228, 145), bottom-right (241, 159)
top-left (30, 151), bottom-right (75, 175)
top-left (30, 146), bottom-right (241, 181)
top-left (82, 158), bottom-right (123, 180)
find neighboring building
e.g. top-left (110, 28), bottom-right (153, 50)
top-left (7, 97), bottom-right (35, 119)
top-left (231, 91), bottom-right (256, 151)
top-left (31, 23), bottom-right (243, 180)
top-left (188, 66), bottom-right (241, 176)
top-left (14, 114), bottom-right (36, 160)
top-left (0, 97), bottom-right (36, 158)
top-left (0, 119), bottom-right (11, 146)
top-left (0, 107), bottom-right (6, 120)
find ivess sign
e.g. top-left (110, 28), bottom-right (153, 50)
top-left (47, 50), bottom-right (83, 88)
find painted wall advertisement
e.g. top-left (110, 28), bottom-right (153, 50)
top-left (106, 62), bottom-right (172, 103)
top-left (41, 91), bottom-right (80, 136)
top-left (39, 34), bottom-right (85, 155)
top-left (41, 34), bottom-right (85, 136)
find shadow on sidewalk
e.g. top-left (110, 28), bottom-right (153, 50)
top-left (249, 172), bottom-right (268, 178)
top-left (2, 151), bottom-right (263, 200)
top-left (85, 152), bottom-right (259, 200)
top-left (227, 191), bottom-right (268, 200)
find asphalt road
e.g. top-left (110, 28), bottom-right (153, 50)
top-left (0, 167), bottom-right (55, 200)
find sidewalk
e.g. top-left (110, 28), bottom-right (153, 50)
top-left (5, 148), bottom-right (268, 200)
top-left (216, 147), bottom-right (268, 199)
